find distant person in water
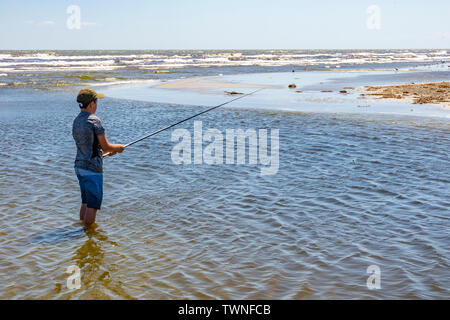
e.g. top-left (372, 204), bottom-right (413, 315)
top-left (72, 89), bottom-right (125, 226)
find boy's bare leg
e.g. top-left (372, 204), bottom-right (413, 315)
top-left (80, 203), bottom-right (87, 221)
top-left (84, 208), bottom-right (97, 226)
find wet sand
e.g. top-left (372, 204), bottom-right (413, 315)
top-left (361, 82), bottom-right (450, 110)
top-left (102, 71), bottom-right (450, 118)
top-left (153, 75), bottom-right (280, 94)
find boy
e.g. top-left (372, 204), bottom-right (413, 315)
top-left (72, 88), bottom-right (125, 226)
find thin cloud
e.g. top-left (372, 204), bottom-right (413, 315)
top-left (435, 32), bottom-right (450, 40)
top-left (424, 31), bottom-right (450, 42)
top-left (24, 20), bottom-right (35, 25)
top-left (81, 22), bottom-right (102, 27)
top-left (39, 21), bottom-right (55, 26)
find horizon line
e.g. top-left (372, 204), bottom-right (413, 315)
top-left (0, 48), bottom-right (449, 51)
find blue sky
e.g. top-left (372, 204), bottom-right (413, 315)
top-left (0, 0), bottom-right (449, 49)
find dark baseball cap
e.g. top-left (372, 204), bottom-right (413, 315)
top-left (77, 88), bottom-right (105, 106)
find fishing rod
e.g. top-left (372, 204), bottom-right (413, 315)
top-left (103, 88), bottom-right (263, 158)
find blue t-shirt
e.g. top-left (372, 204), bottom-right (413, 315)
top-left (72, 110), bottom-right (105, 173)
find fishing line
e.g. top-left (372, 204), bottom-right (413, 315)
top-left (103, 88), bottom-right (263, 158)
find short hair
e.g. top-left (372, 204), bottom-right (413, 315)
top-left (78, 98), bottom-right (97, 109)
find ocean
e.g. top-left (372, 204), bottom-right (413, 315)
top-left (1, 49), bottom-right (449, 88)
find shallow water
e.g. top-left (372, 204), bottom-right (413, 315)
top-left (0, 89), bottom-right (449, 299)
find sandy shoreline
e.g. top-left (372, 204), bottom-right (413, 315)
top-left (101, 71), bottom-right (450, 118)
top-left (155, 75), bottom-right (450, 111)
top-left (360, 81), bottom-right (450, 110)
top-left (153, 75), bottom-right (280, 91)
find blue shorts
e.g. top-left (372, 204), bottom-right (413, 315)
top-left (75, 168), bottom-right (103, 210)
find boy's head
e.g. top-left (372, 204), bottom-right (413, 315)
top-left (77, 88), bottom-right (104, 110)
